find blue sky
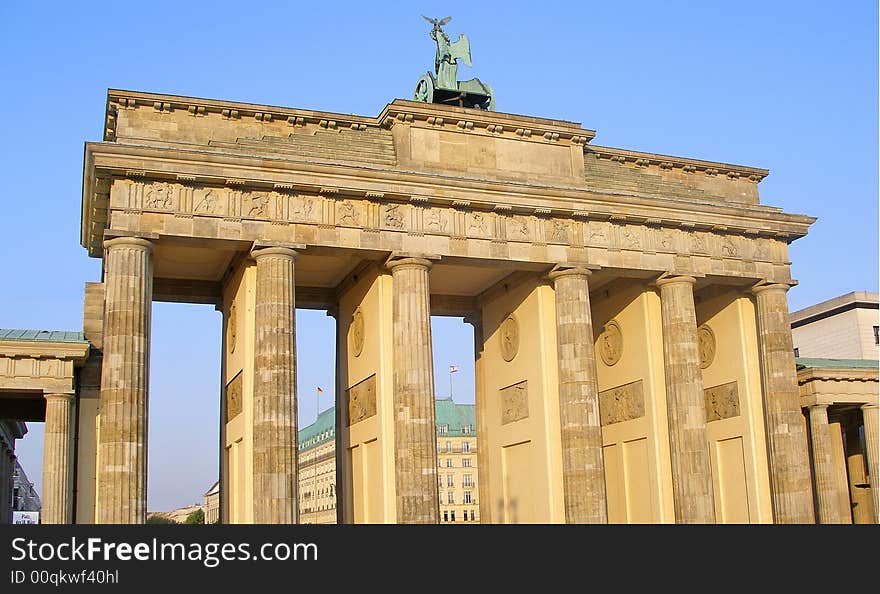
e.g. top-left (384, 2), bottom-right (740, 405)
top-left (1, 1), bottom-right (876, 511)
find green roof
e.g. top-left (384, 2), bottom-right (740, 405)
top-left (298, 407), bottom-right (336, 451)
top-left (0, 329), bottom-right (88, 343)
top-left (297, 398), bottom-right (477, 451)
top-left (796, 358), bottom-right (879, 370)
top-left (434, 398), bottom-right (476, 437)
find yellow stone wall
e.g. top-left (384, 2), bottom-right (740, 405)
top-left (695, 291), bottom-right (773, 523)
top-left (221, 261), bottom-right (256, 523)
top-left (592, 283), bottom-right (674, 523)
top-left (336, 267), bottom-right (397, 523)
top-left (479, 277), bottom-right (565, 523)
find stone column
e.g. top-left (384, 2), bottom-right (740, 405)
top-left (251, 246), bottom-right (300, 524)
top-left (97, 236), bottom-right (153, 524)
top-left (808, 405), bottom-right (843, 523)
top-left (42, 393), bottom-right (76, 524)
top-left (549, 265), bottom-right (607, 524)
top-left (386, 256), bottom-right (440, 524)
top-left (863, 404), bottom-right (879, 523)
top-left (752, 283), bottom-right (814, 523)
top-left (656, 274), bottom-right (715, 523)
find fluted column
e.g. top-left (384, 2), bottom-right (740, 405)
top-left (387, 256), bottom-right (439, 524)
top-left (808, 405), bottom-right (843, 523)
top-left (42, 393), bottom-right (76, 524)
top-left (251, 246), bottom-right (299, 524)
top-left (97, 236), bottom-right (153, 524)
top-left (863, 404), bottom-right (879, 523)
top-left (657, 274), bottom-right (715, 523)
top-left (753, 283), bottom-right (814, 523)
top-left (549, 265), bottom-right (608, 523)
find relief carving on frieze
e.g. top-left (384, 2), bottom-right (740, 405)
top-left (508, 215), bottom-right (531, 241)
top-left (384, 203), bottom-right (406, 229)
top-left (194, 188), bottom-right (224, 215)
top-left (598, 380), bottom-right (645, 426)
top-left (704, 381), bottom-right (740, 422)
top-left (500, 380), bottom-right (529, 425)
top-left (143, 182), bottom-right (176, 210)
top-left (225, 372), bottom-right (243, 422)
top-left (291, 195), bottom-right (316, 221)
top-left (244, 192), bottom-right (270, 218)
top-left (424, 208), bottom-right (448, 233)
top-left (547, 219), bottom-right (568, 243)
top-left (468, 212), bottom-right (489, 236)
top-left (347, 374), bottom-right (377, 426)
top-left (337, 201), bottom-right (361, 226)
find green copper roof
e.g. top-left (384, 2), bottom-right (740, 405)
top-left (297, 407), bottom-right (336, 451)
top-left (796, 358), bottom-right (879, 370)
top-left (434, 398), bottom-right (476, 437)
top-left (297, 399), bottom-right (477, 451)
top-left (0, 329), bottom-right (88, 343)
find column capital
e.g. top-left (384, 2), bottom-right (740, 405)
top-left (43, 392), bottom-right (75, 402)
top-left (751, 280), bottom-right (798, 295)
top-left (385, 252), bottom-right (438, 271)
top-left (654, 272), bottom-right (698, 288)
top-left (862, 403), bottom-right (878, 411)
top-left (250, 242), bottom-right (304, 261)
top-left (547, 263), bottom-right (598, 281)
top-left (810, 403), bottom-right (830, 412)
top-left (103, 236), bottom-right (154, 252)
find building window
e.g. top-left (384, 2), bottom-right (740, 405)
top-left (443, 511), bottom-right (448, 522)
top-left (464, 491), bottom-right (473, 504)
top-left (438, 424), bottom-right (449, 435)
top-left (462, 441), bottom-right (471, 453)
top-left (438, 459), bottom-right (443, 468)
top-left (874, 325), bottom-right (879, 345)
top-left (463, 474), bottom-right (473, 487)
top-left (446, 458), bottom-right (453, 468)
top-left (793, 347), bottom-right (800, 357)
top-left (445, 441), bottom-right (452, 453)
top-left (438, 475), bottom-right (443, 488)
top-left (462, 424), bottom-right (471, 434)
top-left (447, 475), bottom-right (454, 487)
top-left (447, 492), bottom-right (455, 504)
top-left (450, 510), bottom-right (456, 522)
top-left (463, 458), bottom-right (472, 468)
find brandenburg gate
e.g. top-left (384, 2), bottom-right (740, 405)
top-left (38, 77), bottom-right (816, 525)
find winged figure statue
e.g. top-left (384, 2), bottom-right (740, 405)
top-left (422, 15), bottom-right (472, 89)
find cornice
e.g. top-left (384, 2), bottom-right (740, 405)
top-left (0, 340), bottom-right (91, 363)
top-left (80, 141), bottom-right (814, 256)
top-left (797, 367), bottom-right (879, 383)
top-left (587, 145), bottom-right (769, 182)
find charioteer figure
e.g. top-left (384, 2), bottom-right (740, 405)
top-left (414, 16), bottom-right (495, 110)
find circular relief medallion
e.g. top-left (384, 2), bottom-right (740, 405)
top-left (698, 325), bottom-right (716, 369)
top-left (227, 302), bottom-right (237, 354)
top-left (599, 320), bottom-right (623, 366)
top-left (499, 315), bottom-right (520, 362)
top-left (350, 310), bottom-right (365, 357)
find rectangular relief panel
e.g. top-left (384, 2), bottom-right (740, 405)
top-left (347, 374), bottom-right (377, 426)
top-left (225, 372), bottom-right (243, 422)
top-left (599, 380), bottom-right (645, 426)
top-left (704, 381), bottom-right (740, 423)
top-left (500, 380), bottom-right (529, 425)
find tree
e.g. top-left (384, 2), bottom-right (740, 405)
top-left (185, 508), bottom-right (205, 525)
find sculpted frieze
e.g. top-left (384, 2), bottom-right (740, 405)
top-left (110, 179), bottom-right (788, 271)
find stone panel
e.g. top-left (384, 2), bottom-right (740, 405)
top-left (703, 381), bottom-right (740, 422)
top-left (500, 380), bottom-right (529, 425)
top-left (598, 380), bottom-right (645, 426)
top-left (347, 374), bottom-right (377, 426)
